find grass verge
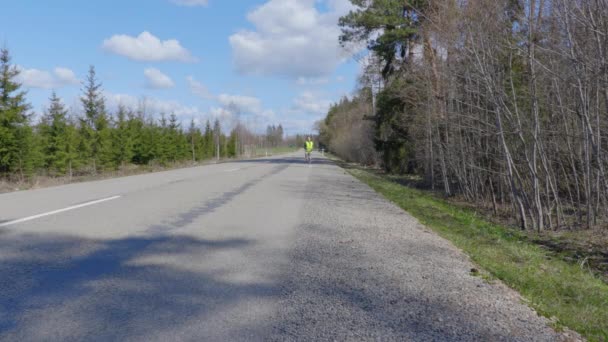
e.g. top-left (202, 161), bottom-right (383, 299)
top-left (344, 165), bottom-right (608, 341)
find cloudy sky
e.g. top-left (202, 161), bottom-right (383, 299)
top-left (0, 0), bottom-right (359, 134)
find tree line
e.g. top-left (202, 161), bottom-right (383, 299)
top-left (0, 48), bottom-right (285, 182)
top-left (320, 0), bottom-right (608, 231)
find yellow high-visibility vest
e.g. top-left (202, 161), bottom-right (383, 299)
top-left (305, 141), bottom-right (314, 152)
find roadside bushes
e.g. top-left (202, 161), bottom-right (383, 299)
top-left (318, 90), bottom-right (378, 166)
top-left (325, 0), bottom-right (608, 231)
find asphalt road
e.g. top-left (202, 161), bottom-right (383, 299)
top-left (0, 152), bottom-right (568, 341)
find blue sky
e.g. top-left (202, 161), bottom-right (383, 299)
top-left (0, 0), bottom-right (360, 134)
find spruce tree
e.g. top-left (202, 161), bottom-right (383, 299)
top-left (277, 124), bottom-right (284, 145)
top-left (213, 119), bottom-right (221, 159)
top-left (40, 91), bottom-right (71, 174)
top-left (80, 65), bottom-right (111, 173)
top-left (112, 104), bottom-right (134, 169)
top-left (187, 118), bottom-right (200, 162)
top-left (138, 115), bottom-right (158, 165)
top-left (129, 109), bottom-right (149, 165)
top-left (0, 47), bottom-right (34, 179)
top-left (157, 113), bottom-right (170, 164)
top-left (227, 128), bottom-right (240, 158)
top-left (203, 120), bottom-right (213, 159)
top-left (168, 113), bottom-right (186, 162)
top-left (63, 116), bottom-right (80, 179)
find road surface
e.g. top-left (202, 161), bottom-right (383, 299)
top-left (0, 152), bottom-right (566, 341)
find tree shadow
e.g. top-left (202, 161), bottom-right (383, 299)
top-left (0, 156), bottom-right (559, 341)
top-left (0, 232), bottom-right (278, 341)
top-left (0, 162), bottom-right (304, 340)
top-left (232, 156), bottom-right (337, 167)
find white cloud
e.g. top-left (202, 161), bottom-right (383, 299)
top-left (144, 68), bottom-right (175, 89)
top-left (229, 0), bottom-right (354, 78)
top-left (292, 91), bottom-right (332, 115)
top-left (281, 118), bottom-right (319, 134)
top-left (208, 107), bottom-right (234, 123)
top-left (62, 89), bottom-right (280, 134)
top-left (209, 107), bottom-right (241, 129)
top-left (171, 0), bottom-right (208, 6)
top-left (105, 92), bottom-right (201, 118)
top-left (217, 94), bottom-right (262, 114)
top-left (106, 92), bottom-right (256, 131)
top-left (187, 76), bottom-right (268, 116)
top-left (17, 68), bottom-right (54, 89)
top-left (53, 67), bottom-right (79, 85)
top-left (16, 66), bottom-right (79, 89)
top-left (187, 76), bottom-right (213, 99)
top-left (296, 77), bottom-right (330, 86)
top-left (102, 31), bottom-right (196, 62)
top-left (207, 106), bottom-right (276, 132)
top-left (258, 109), bottom-right (276, 119)
top-left (105, 92), bottom-right (241, 130)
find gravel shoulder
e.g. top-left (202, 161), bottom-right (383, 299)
top-left (272, 160), bottom-right (576, 341)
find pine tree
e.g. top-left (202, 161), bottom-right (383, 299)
top-left (112, 104), bottom-right (134, 169)
top-left (339, 0), bottom-right (427, 78)
top-left (167, 113), bottom-right (183, 162)
top-left (63, 116), bottom-right (80, 179)
top-left (0, 47), bottom-right (34, 179)
top-left (139, 115), bottom-right (159, 165)
top-left (39, 92), bottom-right (71, 174)
top-left (277, 124), bottom-right (284, 145)
top-left (266, 125), bottom-right (273, 147)
top-left (203, 120), bottom-right (213, 159)
top-left (227, 129), bottom-right (237, 157)
top-left (213, 119), bottom-right (221, 159)
top-left (80, 65), bottom-right (111, 173)
top-left (129, 109), bottom-right (150, 165)
top-left (187, 118), bottom-right (200, 163)
top-left (157, 113), bottom-right (170, 164)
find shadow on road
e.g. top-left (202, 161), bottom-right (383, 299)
top-left (0, 158), bottom-right (544, 341)
top-left (233, 156), bottom-right (337, 167)
top-left (0, 233), bottom-right (273, 340)
top-left (0, 165), bottom-right (295, 340)
top-left (0, 226), bottom-right (524, 341)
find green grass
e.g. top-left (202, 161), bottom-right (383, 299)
top-left (346, 166), bottom-right (608, 341)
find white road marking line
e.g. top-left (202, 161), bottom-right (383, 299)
top-left (226, 168), bottom-right (241, 172)
top-left (0, 195), bottom-right (121, 228)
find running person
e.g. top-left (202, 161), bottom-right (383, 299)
top-left (304, 136), bottom-right (314, 163)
